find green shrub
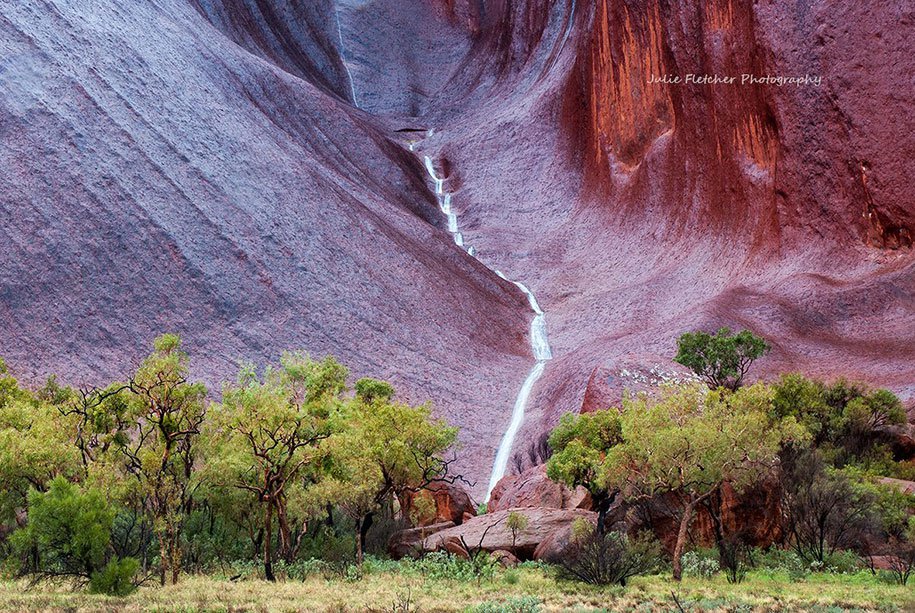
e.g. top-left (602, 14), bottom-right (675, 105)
top-left (411, 551), bottom-right (491, 583)
top-left (674, 328), bottom-right (770, 391)
top-left (468, 596), bottom-right (541, 613)
top-left (273, 558), bottom-right (330, 581)
top-left (361, 555), bottom-right (402, 575)
top-left (556, 524), bottom-right (660, 586)
top-left (88, 558), bottom-right (139, 596)
top-left (819, 550), bottom-right (863, 574)
top-left (748, 548), bottom-right (809, 580)
top-left (11, 477), bottom-right (123, 587)
top-left (682, 550), bottom-right (720, 578)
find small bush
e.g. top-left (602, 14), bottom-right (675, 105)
top-left (11, 477), bottom-right (118, 586)
top-left (273, 558), bottom-right (330, 581)
top-left (682, 550), bottom-right (720, 578)
top-left (88, 558), bottom-right (139, 596)
top-left (469, 596), bottom-right (542, 613)
top-left (748, 548), bottom-right (809, 579)
top-left (411, 551), bottom-right (489, 583)
top-left (556, 522), bottom-right (660, 586)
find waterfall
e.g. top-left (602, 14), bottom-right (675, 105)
top-left (421, 154), bottom-right (553, 502)
top-left (333, 3), bottom-right (359, 108)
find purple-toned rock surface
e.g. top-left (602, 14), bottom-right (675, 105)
top-left (1, 0), bottom-right (913, 496)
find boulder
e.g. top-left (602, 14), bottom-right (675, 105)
top-left (876, 423), bottom-right (915, 460)
top-left (532, 521), bottom-right (579, 563)
top-left (402, 482), bottom-right (477, 526)
top-left (878, 477), bottom-right (915, 496)
top-left (487, 464), bottom-right (591, 513)
top-left (868, 555), bottom-right (906, 571)
top-left (422, 508), bottom-right (598, 560)
top-left (580, 361), bottom-right (701, 414)
top-left (388, 521), bottom-right (455, 559)
top-left (491, 550), bottom-right (520, 568)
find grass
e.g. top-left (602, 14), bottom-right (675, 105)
top-left (0, 566), bottom-right (912, 612)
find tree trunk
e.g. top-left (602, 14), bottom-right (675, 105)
top-left (354, 513), bottom-right (373, 566)
top-left (672, 498), bottom-right (698, 581)
top-left (264, 503), bottom-right (276, 582)
top-left (595, 491), bottom-right (617, 536)
top-left (158, 534), bottom-right (168, 586)
top-left (171, 537), bottom-right (180, 585)
top-left (361, 512), bottom-right (374, 556)
top-left (276, 498), bottom-right (293, 562)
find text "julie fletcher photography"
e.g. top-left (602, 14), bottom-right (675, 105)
top-left (649, 73), bottom-right (823, 87)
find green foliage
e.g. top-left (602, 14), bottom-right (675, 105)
top-left (780, 451), bottom-right (881, 564)
top-left (206, 355), bottom-right (344, 579)
top-left (354, 378), bottom-right (395, 403)
top-left (88, 557), bottom-right (139, 596)
top-left (605, 384), bottom-right (802, 499)
top-left (412, 551), bottom-right (471, 581)
top-left (506, 512), bottom-right (529, 552)
top-left (556, 521), bottom-right (661, 586)
top-left (11, 477), bottom-right (136, 595)
top-left (593, 384), bottom-right (801, 579)
top-left (469, 596), bottom-right (542, 613)
top-left (682, 550), bottom-right (720, 578)
top-left (506, 512), bottom-right (528, 532)
top-left (0, 399), bottom-right (80, 520)
top-left (0, 366), bottom-right (80, 525)
top-left (674, 328), bottom-right (770, 390)
top-left (315, 391), bottom-right (459, 563)
top-left (770, 374), bottom-right (905, 465)
top-left (120, 334), bottom-right (207, 585)
top-left (546, 410), bottom-right (622, 526)
top-left (842, 389), bottom-right (906, 434)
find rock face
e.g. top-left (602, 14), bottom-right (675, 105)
top-left (401, 482), bottom-right (477, 526)
top-left (632, 480), bottom-right (783, 552)
top-left (1, 0), bottom-right (913, 496)
top-left (487, 464), bottom-right (590, 513)
top-left (388, 521), bottom-right (455, 559)
top-left (422, 508), bottom-right (597, 560)
top-left (877, 424), bottom-right (915, 460)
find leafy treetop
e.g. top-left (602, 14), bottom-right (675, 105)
top-left (675, 327), bottom-right (770, 391)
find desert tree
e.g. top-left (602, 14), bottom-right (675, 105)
top-left (546, 409), bottom-right (623, 534)
top-left (0, 360), bottom-right (80, 530)
top-left (92, 334), bottom-right (208, 586)
top-left (205, 354), bottom-right (344, 581)
top-left (674, 328), bottom-right (770, 391)
top-left (11, 477), bottom-right (138, 595)
top-left (602, 383), bottom-right (803, 580)
top-left (315, 379), bottom-right (461, 564)
top-left (779, 447), bottom-right (881, 565)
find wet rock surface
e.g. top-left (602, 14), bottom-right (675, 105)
top-left (422, 508), bottom-right (598, 560)
top-left (487, 464), bottom-right (590, 513)
top-left (1, 0), bottom-right (913, 497)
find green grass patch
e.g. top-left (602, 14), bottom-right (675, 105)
top-left (0, 566), bottom-right (911, 612)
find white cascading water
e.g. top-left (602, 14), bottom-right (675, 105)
top-left (331, 17), bottom-right (545, 502)
top-left (421, 154), bottom-right (553, 501)
top-left (333, 3), bottom-right (359, 108)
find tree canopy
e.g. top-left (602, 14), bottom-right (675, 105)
top-left (674, 328), bottom-right (770, 391)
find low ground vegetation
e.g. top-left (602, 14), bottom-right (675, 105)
top-left (0, 328), bottom-right (913, 609)
top-left (0, 559), bottom-right (913, 612)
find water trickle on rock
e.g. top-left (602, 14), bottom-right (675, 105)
top-left (420, 153), bottom-right (552, 502)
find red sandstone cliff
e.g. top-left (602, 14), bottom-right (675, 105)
top-left (0, 0), bottom-right (912, 495)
